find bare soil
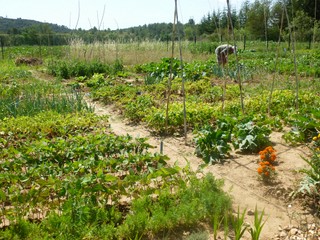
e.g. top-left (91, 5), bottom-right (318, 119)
top-left (86, 97), bottom-right (318, 240)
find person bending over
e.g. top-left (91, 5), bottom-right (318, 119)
top-left (215, 44), bottom-right (236, 66)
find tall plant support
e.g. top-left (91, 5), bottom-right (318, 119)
top-left (222, 11), bottom-right (230, 113)
top-left (312, 0), bottom-right (317, 48)
top-left (226, 0), bottom-right (244, 114)
top-left (165, 7), bottom-right (176, 135)
top-left (284, 2), bottom-right (299, 110)
top-left (176, 7), bottom-right (187, 142)
top-left (165, 0), bottom-right (187, 141)
top-left (165, 1), bottom-right (177, 136)
top-left (264, 0), bottom-right (269, 50)
top-left (74, 0), bottom-right (80, 30)
top-left (0, 37), bottom-right (4, 60)
top-left (268, 7), bottom-right (285, 116)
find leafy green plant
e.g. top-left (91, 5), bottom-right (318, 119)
top-left (125, 95), bottom-right (154, 123)
top-left (85, 73), bottom-right (106, 88)
top-left (194, 123), bottom-right (232, 164)
top-left (283, 112), bottom-right (320, 146)
top-left (138, 58), bottom-right (181, 82)
top-left (297, 148), bottom-right (320, 196)
top-left (232, 121), bottom-right (271, 153)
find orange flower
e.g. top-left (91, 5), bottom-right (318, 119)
top-left (266, 146), bottom-right (276, 153)
top-left (257, 146), bottom-right (278, 182)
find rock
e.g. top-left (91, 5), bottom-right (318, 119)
top-left (247, 209), bottom-right (255, 216)
top-left (280, 231), bottom-right (288, 237)
top-left (309, 223), bottom-right (316, 230)
top-left (284, 225), bottom-right (292, 231)
top-left (289, 228), bottom-right (298, 236)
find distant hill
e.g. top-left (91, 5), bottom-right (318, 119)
top-left (0, 17), bottom-right (71, 33)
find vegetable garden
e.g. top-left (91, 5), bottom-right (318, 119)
top-left (1, 41), bottom-right (320, 239)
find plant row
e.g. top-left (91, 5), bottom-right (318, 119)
top-left (77, 72), bottom-right (320, 147)
top-left (46, 59), bottom-right (124, 79)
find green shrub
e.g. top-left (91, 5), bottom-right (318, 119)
top-left (232, 120), bottom-right (272, 153)
top-left (194, 118), bottom-right (234, 164)
top-left (86, 73), bottom-right (106, 88)
top-left (47, 60), bottom-right (112, 79)
top-left (125, 95), bottom-right (154, 123)
top-left (118, 173), bottom-right (231, 238)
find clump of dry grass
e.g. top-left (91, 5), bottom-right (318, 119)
top-left (68, 38), bottom-right (211, 65)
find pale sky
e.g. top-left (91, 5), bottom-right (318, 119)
top-left (0, 0), bottom-right (247, 30)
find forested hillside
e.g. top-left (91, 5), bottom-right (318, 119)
top-left (0, 0), bottom-right (319, 46)
top-left (0, 17), bottom-right (70, 33)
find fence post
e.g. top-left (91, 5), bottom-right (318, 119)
top-left (0, 37), bottom-right (4, 59)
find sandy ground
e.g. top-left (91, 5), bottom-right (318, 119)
top-left (86, 97), bottom-right (315, 240)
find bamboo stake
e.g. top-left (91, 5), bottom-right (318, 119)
top-left (222, 11), bottom-right (230, 113)
top-left (312, 0), bottom-right (317, 48)
top-left (226, 0), bottom-right (244, 113)
top-left (175, 1), bottom-right (188, 143)
top-left (74, 0), bottom-right (80, 30)
top-left (264, 0), bottom-right (269, 50)
top-left (284, 2), bottom-right (299, 110)
top-left (165, 1), bottom-right (178, 135)
top-left (165, 0), bottom-right (187, 142)
top-left (268, 6), bottom-right (285, 116)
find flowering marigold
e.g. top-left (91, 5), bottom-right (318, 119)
top-left (257, 146), bottom-right (277, 182)
top-left (265, 146), bottom-right (274, 152)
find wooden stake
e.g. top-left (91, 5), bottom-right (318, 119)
top-left (226, 0), bottom-right (244, 113)
top-left (284, 2), bottom-right (299, 110)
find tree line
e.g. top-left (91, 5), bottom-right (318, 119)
top-left (0, 0), bottom-right (319, 47)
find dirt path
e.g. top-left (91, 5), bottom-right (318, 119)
top-left (86, 97), bottom-right (315, 240)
